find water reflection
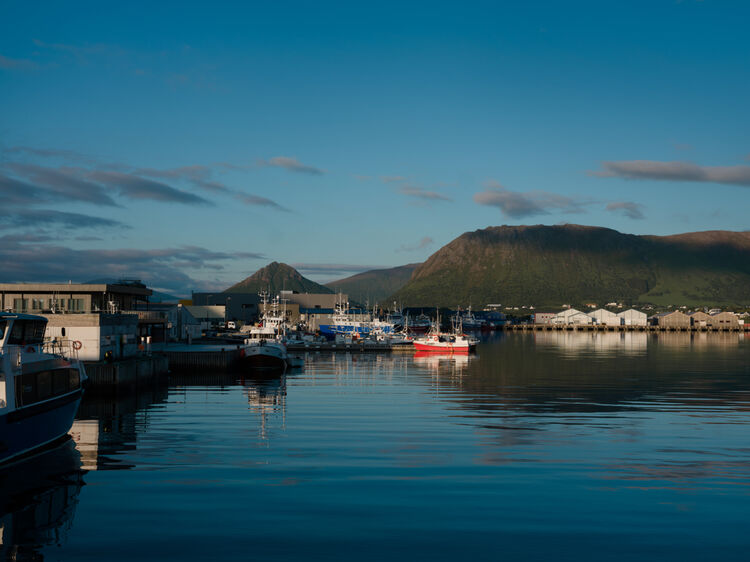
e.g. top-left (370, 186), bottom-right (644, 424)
top-left (71, 384), bottom-right (169, 470)
top-left (0, 439), bottom-right (84, 561)
top-left (533, 331), bottom-right (648, 356)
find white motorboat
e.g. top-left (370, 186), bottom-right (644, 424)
top-left (0, 313), bottom-right (88, 464)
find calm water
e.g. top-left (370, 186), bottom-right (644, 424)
top-left (3, 332), bottom-right (750, 561)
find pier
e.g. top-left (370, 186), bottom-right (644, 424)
top-left (500, 324), bottom-right (746, 333)
top-left (84, 355), bottom-right (169, 389)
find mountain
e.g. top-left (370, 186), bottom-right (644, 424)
top-left (390, 225), bottom-right (750, 308)
top-left (224, 262), bottom-right (334, 295)
top-left (326, 263), bottom-right (420, 304)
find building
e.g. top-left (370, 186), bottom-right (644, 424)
top-left (589, 308), bottom-right (621, 326)
top-left (650, 311), bottom-right (690, 328)
top-left (44, 313), bottom-right (139, 361)
top-left (689, 311), bottom-right (712, 328)
top-left (192, 292), bottom-right (261, 325)
top-left (133, 303), bottom-right (202, 342)
top-left (617, 309), bottom-right (648, 326)
top-left (553, 308), bottom-right (593, 325)
top-left (532, 312), bottom-right (557, 325)
top-left (708, 311), bottom-right (739, 329)
top-left (184, 305), bottom-right (226, 329)
top-left (0, 281), bottom-right (152, 314)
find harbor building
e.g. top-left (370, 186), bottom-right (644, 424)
top-left (709, 311), bottom-right (739, 329)
top-left (532, 312), bottom-right (557, 325)
top-left (553, 308), bottom-right (593, 325)
top-left (689, 311), bottom-right (712, 328)
top-left (617, 309), bottom-right (648, 326)
top-left (0, 281), bottom-right (151, 314)
top-left (192, 292), bottom-right (261, 325)
top-left (589, 308), bottom-right (620, 326)
top-left (650, 311), bottom-right (690, 328)
top-left (44, 313), bottom-right (139, 361)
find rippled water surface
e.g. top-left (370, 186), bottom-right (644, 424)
top-left (3, 332), bottom-right (750, 561)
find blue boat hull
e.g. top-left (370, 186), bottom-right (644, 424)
top-left (319, 324), bottom-right (393, 339)
top-left (0, 390), bottom-right (83, 464)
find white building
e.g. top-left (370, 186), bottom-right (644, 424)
top-left (589, 308), bottom-right (621, 326)
top-left (617, 309), bottom-right (648, 326)
top-left (44, 313), bottom-right (139, 361)
top-left (553, 308), bottom-right (593, 325)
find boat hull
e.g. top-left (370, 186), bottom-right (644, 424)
top-left (0, 389), bottom-right (83, 465)
top-left (241, 345), bottom-right (287, 372)
top-left (413, 342), bottom-right (472, 353)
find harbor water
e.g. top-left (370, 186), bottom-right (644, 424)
top-left (3, 331), bottom-right (750, 561)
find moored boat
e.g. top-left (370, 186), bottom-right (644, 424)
top-left (242, 293), bottom-right (293, 372)
top-left (0, 313), bottom-right (88, 464)
top-left (413, 313), bottom-right (478, 353)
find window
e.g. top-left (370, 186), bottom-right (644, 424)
top-left (8, 320), bottom-right (47, 345)
top-left (66, 298), bottom-right (84, 312)
top-left (31, 298), bottom-right (45, 310)
top-left (0, 320), bottom-right (6, 340)
top-left (13, 298), bottom-right (28, 313)
top-left (15, 368), bottom-right (81, 407)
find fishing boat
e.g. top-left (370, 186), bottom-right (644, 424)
top-left (407, 313), bottom-right (432, 334)
top-left (0, 313), bottom-right (88, 464)
top-left (242, 293), bottom-right (292, 372)
top-left (459, 306), bottom-right (486, 331)
top-left (413, 313), bottom-right (478, 353)
top-left (318, 297), bottom-right (394, 339)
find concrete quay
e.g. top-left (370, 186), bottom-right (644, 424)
top-left (501, 324), bottom-right (747, 332)
top-left (83, 355), bottom-right (169, 389)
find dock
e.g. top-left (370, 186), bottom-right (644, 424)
top-left (84, 355), bottom-right (169, 389)
top-left (500, 324), bottom-right (746, 332)
top-left (160, 343), bottom-right (248, 370)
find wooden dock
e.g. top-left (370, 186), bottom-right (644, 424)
top-left (160, 343), bottom-right (247, 370)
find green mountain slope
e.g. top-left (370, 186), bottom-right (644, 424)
top-left (326, 263), bottom-right (420, 304)
top-left (390, 225), bottom-right (750, 307)
top-left (224, 262), bottom-right (334, 295)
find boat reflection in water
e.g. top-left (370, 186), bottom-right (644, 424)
top-left (242, 373), bottom-right (287, 440)
top-left (0, 438), bottom-right (85, 560)
top-left (413, 350), bottom-right (474, 380)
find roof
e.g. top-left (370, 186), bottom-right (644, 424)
top-left (0, 282), bottom-right (151, 296)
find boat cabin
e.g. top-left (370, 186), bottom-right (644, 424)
top-left (0, 313), bottom-right (83, 412)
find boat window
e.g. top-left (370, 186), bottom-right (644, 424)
top-left (15, 368), bottom-right (80, 408)
top-left (0, 320), bottom-right (6, 340)
top-left (7, 319), bottom-right (47, 345)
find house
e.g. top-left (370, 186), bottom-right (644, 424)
top-left (650, 311), bottom-right (690, 328)
top-left (589, 308), bottom-right (621, 326)
top-left (617, 309), bottom-right (647, 326)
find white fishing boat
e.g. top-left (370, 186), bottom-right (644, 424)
top-left (242, 293), bottom-right (292, 372)
top-left (0, 313), bottom-right (88, 464)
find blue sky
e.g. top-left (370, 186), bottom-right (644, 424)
top-left (1, 0), bottom-right (748, 295)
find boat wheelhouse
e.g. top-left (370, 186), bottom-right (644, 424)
top-left (0, 313), bottom-right (87, 464)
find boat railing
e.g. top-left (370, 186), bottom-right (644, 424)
top-left (42, 338), bottom-right (81, 360)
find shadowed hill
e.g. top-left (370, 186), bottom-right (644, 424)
top-left (224, 262), bottom-right (334, 295)
top-left (326, 263), bottom-right (420, 304)
top-left (390, 225), bottom-right (750, 307)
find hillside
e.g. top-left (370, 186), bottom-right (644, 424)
top-left (326, 263), bottom-right (420, 304)
top-left (224, 262), bottom-right (334, 295)
top-left (390, 225), bottom-right (750, 307)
